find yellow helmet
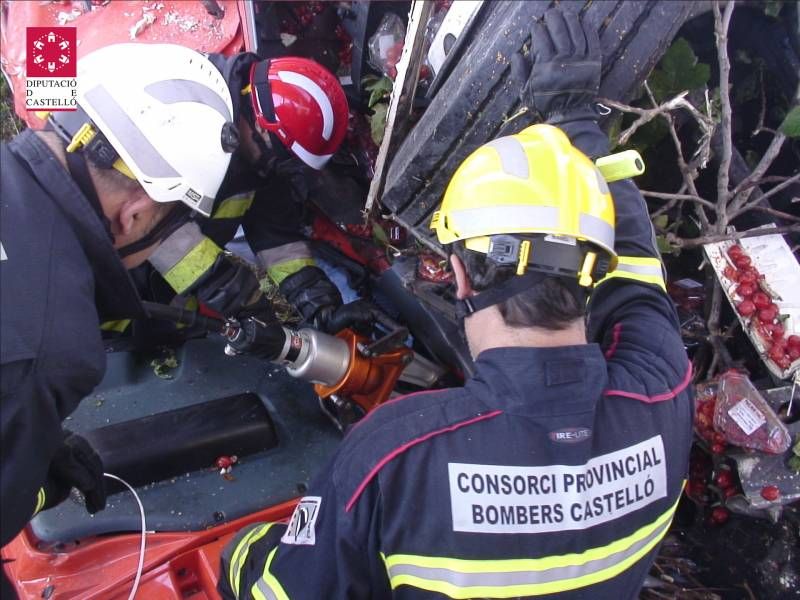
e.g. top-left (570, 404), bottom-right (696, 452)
top-left (431, 124), bottom-right (617, 288)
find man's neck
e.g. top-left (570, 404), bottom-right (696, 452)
top-left (465, 306), bottom-right (586, 357)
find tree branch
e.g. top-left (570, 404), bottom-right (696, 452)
top-left (666, 225), bottom-right (800, 249)
top-left (731, 172), bottom-right (800, 219)
top-left (640, 190), bottom-right (716, 209)
top-left (713, 0), bottom-right (735, 226)
top-left (729, 130), bottom-right (788, 212)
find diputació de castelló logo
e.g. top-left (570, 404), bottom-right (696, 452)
top-left (25, 26), bottom-right (78, 111)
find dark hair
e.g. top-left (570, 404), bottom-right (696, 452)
top-left (453, 242), bottom-right (585, 330)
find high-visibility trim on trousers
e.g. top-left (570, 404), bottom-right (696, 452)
top-left (228, 523), bottom-right (275, 597)
top-left (381, 492), bottom-right (682, 598)
top-left (597, 256), bottom-right (666, 292)
top-left (251, 546), bottom-right (289, 600)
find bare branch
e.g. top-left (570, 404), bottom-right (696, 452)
top-left (731, 172), bottom-right (800, 218)
top-left (730, 131), bottom-right (788, 211)
top-left (737, 205), bottom-right (800, 223)
top-left (713, 0), bottom-right (735, 222)
top-left (666, 225), bottom-right (800, 249)
top-left (600, 92), bottom-right (705, 146)
top-left (640, 190), bottom-right (716, 209)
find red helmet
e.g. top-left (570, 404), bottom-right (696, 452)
top-left (249, 57), bottom-right (349, 170)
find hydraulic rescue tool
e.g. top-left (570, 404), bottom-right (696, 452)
top-left (141, 301), bottom-right (441, 427)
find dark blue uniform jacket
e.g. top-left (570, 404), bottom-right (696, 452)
top-left (218, 119), bottom-right (693, 599)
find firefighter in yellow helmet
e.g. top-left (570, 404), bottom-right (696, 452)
top-left (218, 8), bottom-right (691, 599)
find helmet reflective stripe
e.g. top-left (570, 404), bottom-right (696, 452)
top-left (144, 79), bottom-right (232, 122)
top-left (290, 141), bottom-right (332, 170)
top-left (578, 214), bottom-right (615, 254)
top-left (277, 70), bottom-right (334, 141)
top-left (485, 137), bottom-right (529, 179)
top-left (76, 43), bottom-right (234, 216)
top-left (84, 85), bottom-right (180, 178)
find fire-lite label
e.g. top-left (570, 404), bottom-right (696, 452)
top-left (449, 435), bottom-right (667, 534)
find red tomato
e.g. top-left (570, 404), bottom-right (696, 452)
top-left (768, 345), bottom-right (786, 363)
top-left (709, 506), bottom-right (730, 525)
top-left (788, 347), bottom-right (800, 361)
top-left (776, 355), bottom-right (792, 370)
top-left (751, 292), bottom-right (771, 310)
top-left (723, 266), bottom-right (740, 282)
top-left (788, 335), bottom-right (800, 349)
top-left (739, 270), bottom-right (757, 284)
top-left (724, 486), bottom-right (738, 498)
top-left (727, 245), bottom-right (744, 260)
top-left (737, 299), bottom-right (756, 316)
top-left (771, 322), bottom-right (785, 340)
top-left (711, 442), bottom-right (726, 454)
top-left (715, 470), bottom-right (734, 489)
top-left (758, 306), bottom-right (778, 322)
top-left (736, 283), bottom-right (756, 298)
top-left (761, 485), bottom-right (780, 501)
top-left (734, 256), bottom-right (752, 269)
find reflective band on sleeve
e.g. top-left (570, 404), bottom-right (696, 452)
top-left (33, 488), bottom-right (46, 516)
top-left (213, 191), bottom-right (255, 219)
top-left (251, 547), bottom-right (290, 600)
top-left (149, 222), bottom-right (222, 294)
top-left (382, 492), bottom-right (682, 599)
top-left (100, 319), bottom-right (132, 333)
top-left (162, 237), bottom-right (222, 294)
top-left (228, 523), bottom-right (275, 597)
top-left (267, 258), bottom-right (316, 285)
top-left (596, 256), bottom-right (666, 292)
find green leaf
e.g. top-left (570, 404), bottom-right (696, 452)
top-left (370, 103), bottom-right (388, 145)
top-left (366, 76), bottom-right (393, 108)
top-left (656, 235), bottom-right (672, 254)
top-left (764, 0), bottom-right (783, 17)
top-left (652, 214), bottom-right (669, 230)
top-left (372, 223), bottom-right (389, 245)
top-left (778, 105), bottom-right (800, 138)
top-left (647, 38), bottom-right (710, 103)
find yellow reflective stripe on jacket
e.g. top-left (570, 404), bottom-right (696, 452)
top-left (100, 319), bottom-right (132, 333)
top-left (250, 546), bottom-right (289, 600)
top-left (597, 256), bottom-right (666, 292)
top-left (214, 191), bottom-right (255, 220)
top-left (228, 523), bottom-right (275, 597)
top-left (33, 487), bottom-right (46, 516)
top-left (267, 258), bottom-right (316, 285)
top-left (382, 492), bottom-right (682, 598)
top-left (163, 237), bottom-right (222, 294)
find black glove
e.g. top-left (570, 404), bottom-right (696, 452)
top-left (321, 299), bottom-right (382, 335)
top-left (195, 255), bottom-right (262, 317)
top-left (524, 8), bottom-right (602, 124)
top-left (42, 431), bottom-right (106, 514)
top-left (279, 266), bottom-right (343, 329)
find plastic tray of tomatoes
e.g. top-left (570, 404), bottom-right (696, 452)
top-left (704, 230), bottom-right (800, 380)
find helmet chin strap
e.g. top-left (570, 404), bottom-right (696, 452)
top-left (455, 271), bottom-right (588, 319)
top-left (116, 204), bottom-right (192, 259)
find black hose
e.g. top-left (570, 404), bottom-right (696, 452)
top-left (141, 301), bottom-right (228, 333)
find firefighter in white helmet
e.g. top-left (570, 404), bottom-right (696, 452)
top-left (0, 43), bottom-right (235, 595)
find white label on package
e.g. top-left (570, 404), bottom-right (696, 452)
top-left (727, 398), bottom-right (766, 435)
top-left (448, 435), bottom-right (667, 534)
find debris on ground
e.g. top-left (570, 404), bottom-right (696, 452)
top-left (150, 348), bottom-right (179, 379)
top-left (130, 12), bottom-right (156, 40)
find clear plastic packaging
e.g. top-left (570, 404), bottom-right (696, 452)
top-left (367, 13), bottom-right (405, 79)
top-left (713, 371), bottom-right (791, 454)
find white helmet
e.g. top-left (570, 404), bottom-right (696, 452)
top-left (73, 43), bottom-right (234, 216)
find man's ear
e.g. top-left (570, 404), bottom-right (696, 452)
top-left (450, 254), bottom-right (475, 300)
top-left (116, 193), bottom-right (156, 237)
